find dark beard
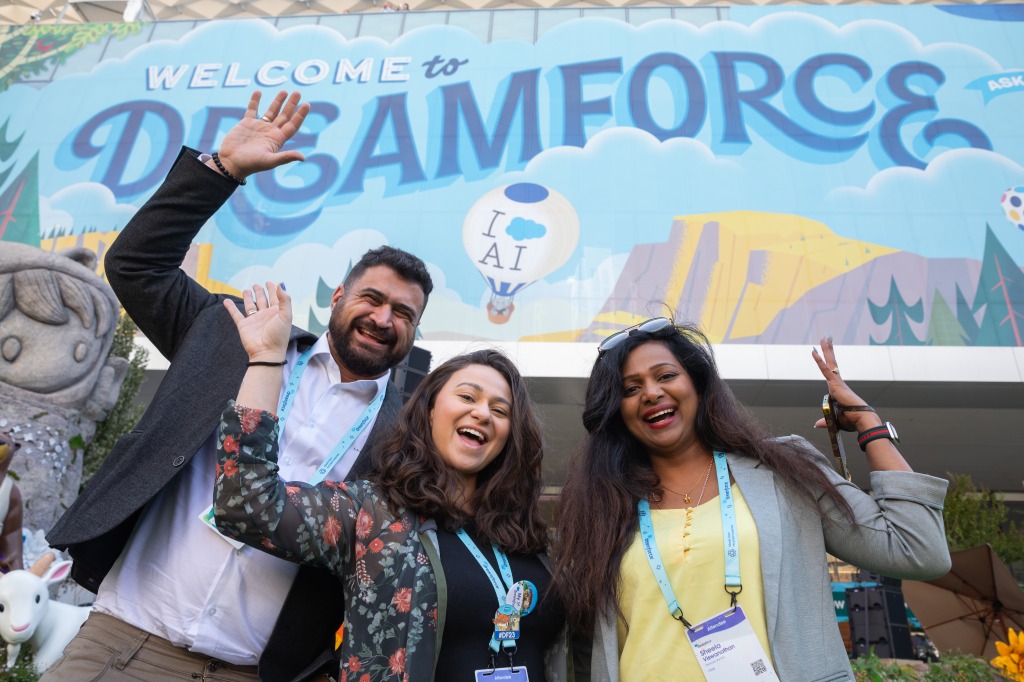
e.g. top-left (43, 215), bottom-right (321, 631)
top-left (329, 318), bottom-right (406, 378)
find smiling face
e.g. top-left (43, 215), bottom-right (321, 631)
top-left (327, 265), bottom-right (427, 381)
top-left (429, 364), bottom-right (513, 493)
top-left (619, 341), bottom-right (705, 460)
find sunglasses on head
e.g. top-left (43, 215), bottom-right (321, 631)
top-left (597, 317), bottom-right (673, 358)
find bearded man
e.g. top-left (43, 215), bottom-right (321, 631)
top-left (45, 91), bottom-right (433, 682)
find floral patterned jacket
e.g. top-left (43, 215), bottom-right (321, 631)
top-left (214, 403), bottom-right (572, 682)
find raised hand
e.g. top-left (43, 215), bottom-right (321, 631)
top-left (214, 90), bottom-right (310, 181)
top-left (224, 282), bottom-right (293, 363)
top-left (811, 336), bottom-right (883, 433)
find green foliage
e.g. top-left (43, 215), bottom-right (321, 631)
top-left (81, 313), bottom-right (149, 490)
top-left (944, 474), bottom-right (1024, 565)
top-left (0, 641), bottom-right (42, 682)
top-left (852, 651), bottom-right (917, 682)
top-left (0, 23), bottom-right (142, 93)
top-left (925, 652), bottom-right (1010, 681)
top-left (852, 651), bottom-right (1009, 682)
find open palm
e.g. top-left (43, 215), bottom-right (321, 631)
top-left (217, 90), bottom-right (310, 178)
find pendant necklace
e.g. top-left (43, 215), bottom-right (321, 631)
top-left (659, 457), bottom-right (714, 505)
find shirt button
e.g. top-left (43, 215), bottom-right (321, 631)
top-left (208, 607), bottom-right (217, 616)
top-left (172, 455), bottom-right (185, 467)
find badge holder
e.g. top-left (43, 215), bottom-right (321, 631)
top-left (475, 595), bottom-right (530, 681)
top-left (198, 504), bottom-right (246, 550)
top-left (685, 606), bottom-right (780, 681)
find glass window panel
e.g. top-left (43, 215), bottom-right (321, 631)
top-left (48, 34), bottom-right (110, 76)
top-left (402, 11), bottom-right (449, 32)
top-left (318, 14), bottom-right (365, 38)
top-left (275, 16), bottom-right (319, 30)
top-left (149, 21), bottom-right (199, 42)
top-left (627, 7), bottom-right (673, 26)
top-left (673, 7), bottom-right (723, 27)
top-left (445, 10), bottom-right (491, 42)
top-left (536, 9), bottom-right (580, 39)
top-left (358, 12), bottom-right (405, 41)
top-left (582, 8), bottom-right (624, 22)
top-left (102, 27), bottom-right (156, 60)
top-left (490, 9), bottom-right (537, 43)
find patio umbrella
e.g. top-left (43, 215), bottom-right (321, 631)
top-left (902, 544), bottom-right (1024, 660)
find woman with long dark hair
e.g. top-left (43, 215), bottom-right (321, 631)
top-left (211, 282), bottom-right (569, 681)
top-left (553, 318), bottom-right (950, 681)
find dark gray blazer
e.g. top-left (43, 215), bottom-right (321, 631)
top-left (47, 147), bottom-right (402, 682)
top-left (588, 440), bottom-right (951, 682)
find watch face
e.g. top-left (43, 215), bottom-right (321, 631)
top-left (886, 422), bottom-right (899, 442)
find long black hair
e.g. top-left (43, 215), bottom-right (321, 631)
top-left (552, 322), bottom-right (854, 633)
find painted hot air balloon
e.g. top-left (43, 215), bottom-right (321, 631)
top-left (462, 183), bottom-right (580, 324)
top-left (1001, 186), bottom-right (1024, 231)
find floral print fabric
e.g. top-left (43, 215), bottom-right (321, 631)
top-left (214, 402), bottom-right (438, 682)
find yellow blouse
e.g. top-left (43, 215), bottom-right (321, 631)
top-left (617, 485), bottom-right (775, 681)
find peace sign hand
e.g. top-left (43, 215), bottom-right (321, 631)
top-left (811, 337), bottom-right (882, 433)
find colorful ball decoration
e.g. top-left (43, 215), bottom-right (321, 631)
top-left (1000, 186), bottom-right (1024, 231)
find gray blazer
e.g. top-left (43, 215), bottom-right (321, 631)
top-left (589, 438), bottom-right (951, 682)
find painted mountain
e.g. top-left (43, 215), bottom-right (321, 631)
top-left (573, 212), bottom-right (1023, 347)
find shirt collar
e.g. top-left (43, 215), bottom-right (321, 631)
top-left (307, 333), bottom-right (391, 395)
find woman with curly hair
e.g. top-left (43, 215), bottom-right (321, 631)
top-left (212, 282), bottom-right (569, 682)
top-left (552, 318), bottom-right (950, 681)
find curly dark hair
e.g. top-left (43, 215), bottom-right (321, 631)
top-left (551, 321), bottom-right (855, 634)
top-left (345, 245), bottom-right (433, 305)
top-left (367, 349), bottom-right (548, 554)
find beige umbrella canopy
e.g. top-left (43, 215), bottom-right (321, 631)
top-left (902, 544), bottom-right (1024, 660)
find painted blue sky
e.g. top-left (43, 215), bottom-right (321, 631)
top-left (6, 7), bottom-right (1023, 338)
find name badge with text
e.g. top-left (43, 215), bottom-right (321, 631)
top-left (685, 606), bottom-right (779, 681)
top-left (474, 667), bottom-right (528, 682)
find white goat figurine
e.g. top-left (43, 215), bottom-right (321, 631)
top-left (0, 552), bottom-right (91, 672)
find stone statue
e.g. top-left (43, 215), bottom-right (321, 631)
top-left (0, 243), bottom-right (129, 532)
top-left (0, 432), bottom-right (22, 573)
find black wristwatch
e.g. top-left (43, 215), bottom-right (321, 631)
top-left (857, 422), bottom-right (899, 451)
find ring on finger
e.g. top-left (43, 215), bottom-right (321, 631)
top-left (831, 366), bottom-right (840, 374)
top-left (247, 309), bottom-right (258, 317)
top-left (260, 114), bottom-right (273, 122)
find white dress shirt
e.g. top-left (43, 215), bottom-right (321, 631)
top-left (93, 334), bottom-right (389, 665)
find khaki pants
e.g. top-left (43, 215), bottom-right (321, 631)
top-left (41, 612), bottom-right (260, 682)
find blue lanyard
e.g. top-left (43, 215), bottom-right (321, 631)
top-left (637, 451), bottom-right (741, 629)
top-left (456, 528), bottom-right (520, 654)
top-left (455, 528), bottom-right (514, 602)
top-left (278, 346), bottom-right (386, 485)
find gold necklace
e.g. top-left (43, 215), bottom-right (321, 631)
top-left (690, 461), bottom-right (714, 508)
top-left (660, 458), bottom-right (714, 505)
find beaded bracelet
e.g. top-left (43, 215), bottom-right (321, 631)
top-left (211, 151), bottom-right (246, 185)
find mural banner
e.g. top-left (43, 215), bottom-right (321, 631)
top-left (2, 5), bottom-right (1023, 345)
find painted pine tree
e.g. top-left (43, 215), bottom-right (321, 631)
top-left (955, 284), bottom-right (980, 345)
top-left (926, 290), bottom-right (970, 345)
top-left (0, 152), bottom-right (40, 246)
top-left (868, 275), bottom-right (926, 345)
top-left (972, 224), bottom-right (1024, 346)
